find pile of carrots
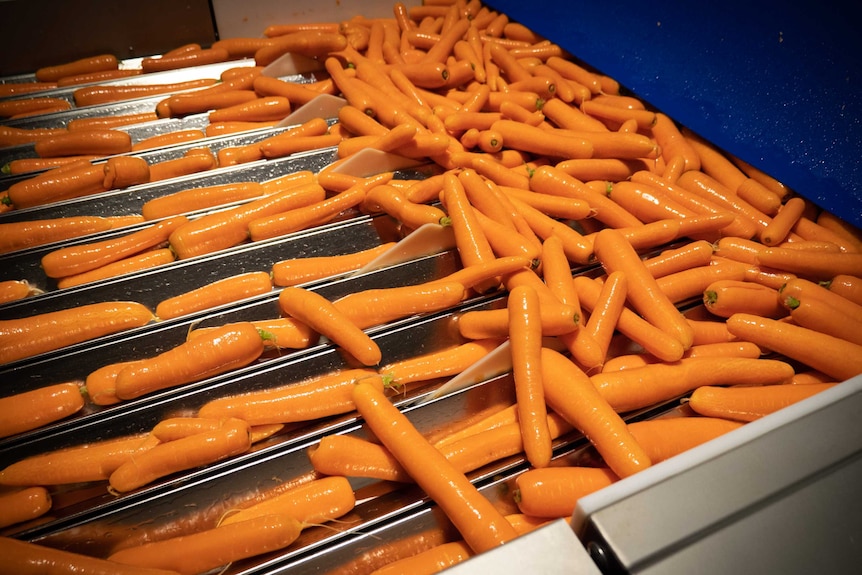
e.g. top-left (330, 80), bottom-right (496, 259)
top-left (2, 0), bottom-right (862, 573)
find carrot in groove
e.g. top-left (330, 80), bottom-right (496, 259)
top-left (601, 340), bottom-right (763, 372)
top-left (0, 81), bottom-right (58, 97)
top-left (3, 155), bottom-right (100, 175)
top-left (6, 160), bottom-right (107, 209)
top-left (362, 183), bottom-right (449, 229)
top-left (541, 348), bottom-right (652, 478)
top-left (155, 270), bottom-right (273, 320)
top-left (593, 227), bottom-right (694, 348)
top-left (272, 242), bottom-right (396, 287)
top-left (583, 270), bottom-right (628, 361)
top-left (169, 182), bottom-right (326, 259)
top-left (212, 36), bottom-right (276, 57)
top-left (254, 30), bottom-right (348, 66)
top-left (333, 281), bottom-right (466, 330)
top-left (430, 255), bottom-right (532, 293)
top-left (264, 22), bottom-right (341, 37)
top-left (310, 434), bottom-right (410, 482)
top-left (368, 540), bottom-right (474, 575)
top-left (141, 181), bottom-right (265, 220)
top-left (141, 46), bottom-right (229, 73)
top-left (352, 380), bottom-right (519, 553)
top-left (590, 356), bottom-right (796, 413)
top-left (73, 78), bottom-right (218, 107)
top-left (0, 381), bottom-right (85, 439)
top-left (0, 279), bottom-right (34, 303)
top-left (0, 215), bottom-right (116, 255)
top-left (0, 536), bottom-right (182, 575)
top-left (207, 95), bottom-right (292, 123)
top-left (197, 368), bottom-right (386, 425)
top-left (32, 128), bottom-right (131, 158)
top-left (84, 359), bottom-right (146, 406)
top-left (457, 299), bottom-right (578, 339)
top-left (379, 337), bottom-right (504, 387)
top-left (0, 97), bottom-right (71, 119)
top-left (148, 149), bottom-right (217, 182)
top-left (687, 383), bottom-right (838, 422)
top-left (41, 215), bottom-right (187, 279)
top-left (131, 129), bottom-right (205, 152)
top-left (0, 301), bottom-right (154, 365)
top-left (56, 247), bottom-right (174, 289)
top-left (66, 111), bottom-right (159, 131)
top-left (627, 416), bottom-right (744, 463)
top-left (0, 486), bottom-right (53, 529)
top-left (513, 466), bottom-right (619, 519)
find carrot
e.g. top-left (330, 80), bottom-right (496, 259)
top-left (352, 380), bottom-right (519, 553)
top-left (783, 295), bottom-right (862, 346)
top-left (590, 356), bottom-right (796, 413)
top-left (169, 183), bottom-right (325, 259)
top-left (457, 298), bottom-right (578, 338)
top-left (41, 215), bottom-right (187, 278)
top-left (474, 210), bottom-right (542, 262)
top-left (102, 155), bottom-right (151, 189)
top-left (3, 155), bottom-right (99, 176)
top-left (197, 368), bottom-right (386, 425)
top-left (108, 417), bottom-right (250, 493)
top-left (653, 260), bottom-right (747, 304)
top-left (627, 416), bottom-right (744, 463)
top-left (0, 81), bottom-right (58, 98)
top-left (0, 381), bottom-right (85, 439)
top-left (35, 53), bottom-right (117, 81)
top-left (186, 316), bottom-right (315, 351)
top-left (114, 322), bottom-right (265, 400)
top-left (253, 75), bottom-right (326, 106)
top-left (703, 279), bottom-right (786, 318)
top-left (593, 227), bottom-right (694, 349)
top-left (84, 359), bottom-right (145, 406)
top-left (140, 46), bottom-right (229, 74)
top-left (66, 112), bottom-right (159, 131)
top-left (791, 216), bottom-right (859, 252)
top-left (148, 149), bottom-right (217, 182)
top-left (278, 286), bottom-right (381, 366)
top-left (755, 246), bottom-right (862, 280)
top-left (141, 181), bottom-right (265, 220)
top-left (155, 271), bottom-right (273, 320)
top-left (0, 97), bottom-right (71, 119)
top-left (513, 466), bottom-right (619, 519)
top-left (160, 89), bottom-right (259, 118)
top-left (677, 170), bottom-right (770, 230)
top-left (587, 218), bottom-right (682, 255)
top-left (0, 279), bottom-right (34, 304)
top-left (362, 183), bottom-right (449, 229)
top-left (816, 210), bottom-right (862, 252)
top-left (0, 301), bottom-right (154, 365)
top-left (368, 540), bottom-right (473, 575)
top-left (33, 129), bottom-right (132, 158)
top-left (254, 30), bottom-right (349, 66)
top-left (602, 341), bottom-right (763, 372)
top-left (0, 536), bottom-right (182, 575)
top-left (72, 78), bottom-right (218, 107)
top-left (827, 274), bottom-right (862, 306)
top-left (488, 119), bottom-right (593, 159)
top-left (55, 68), bottom-right (142, 86)
top-left (377, 338), bottom-right (503, 387)
top-left (332, 281), bottom-right (466, 330)
top-left (130, 129), bottom-right (205, 152)
top-left (760, 196), bottom-right (806, 246)
top-left (272, 242), bottom-right (396, 287)
top-left (687, 383), bottom-right (837, 422)
top-left (583, 270), bottom-right (628, 361)
top-left (643, 239), bottom-right (716, 279)
top-left (541, 347), bottom-right (652, 477)
top-left (0, 486), bottom-right (52, 528)
top-left (264, 22), bottom-right (341, 37)
top-left (206, 95), bottom-right (292, 123)
top-left (258, 129), bottom-right (343, 161)
top-left (0, 215), bottom-right (118, 255)
top-left (220, 475), bottom-right (355, 526)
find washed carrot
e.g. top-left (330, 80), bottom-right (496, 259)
top-left (429, 255), bottom-right (530, 293)
top-left (66, 112), bottom-right (158, 131)
top-left (278, 286), bottom-right (381, 365)
top-left (109, 417), bottom-right (251, 493)
top-left (332, 281), bottom-right (466, 330)
top-left (131, 129), bottom-right (205, 152)
top-left (0, 536), bottom-right (182, 575)
top-left (0, 381), bottom-right (85, 439)
top-left (593, 227), bottom-right (694, 349)
top-left (205, 119), bottom-right (280, 136)
top-left (148, 149), bottom-right (217, 182)
top-left (0, 215), bottom-right (118, 255)
top-left (685, 317), bottom-right (736, 346)
top-left (606, 179), bottom-right (695, 223)
top-left (259, 129), bottom-right (343, 161)
top-left (474, 210), bottom-right (542, 262)
top-left (703, 279), bottom-right (786, 318)
top-left (0, 486), bottom-right (52, 528)
top-left (141, 181), bottom-right (264, 220)
top-left (114, 322), bottom-right (265, 400)
top-left (760, 196), bottom-right (806, 246)
top-left (489, 119), bottom-right (593, 159)
top-left (827, 274), bottom-right (862, 306)
top-left (0, 126), bottom-right (66, 150)
top-left (253, 75), bottom-right (327, 106)
top-left (207, 95), bottom-right (292, 123)
top-left (783, 295), bottom-right (862, 346)
top-left (653, 260), bottom-right (747, 304)
top-left (687, 383), bottom-right (837, 422)
top-left (643, 240), bottom-right (716, 279)
top-left (272, 242), bottom-right (396, 287)
top-left (72, 78), bottom-right (217, 106)
top-left (41, 215), bottom-right (187, 278)
top-left (198, 368), bottom-right (386, 425)
top-left (254, 29), bottom-right (349, 66)
top-left (155, 271), bottom-right (273, 320)
top-left (513, 466), bottom-right (619, 519)
top-left (590, 356), bottom-right (796, 413)
top-left (368, 539), bottom-right (473, 575)
top-left (506, 196), bottom-right (594, 265)
top-left (0, 279), bottom-right (34, 303)
top-left (140, 46), bottom-right (229, 74)
top-left (457, 297), bottom-right (578, 338)
top-left (169, 183), bottom-right (326, 258)
top-left (0, 432), bottom-right (158, 486)
top-left (102, 155), bottom-right (150, 188)
top-left (498, 184), bottom-right (591, 221)
top-left (650, 112), bottom-right (700, 172)
top-left (263, 22), bottom-right (341, 37)
top-left (55, 68), bottom-right (142, 86)
top-left (378, 337), bottom-right (503, 387)
top-left (2, 155), bottom-right (101, 176)
top-left (363, 183), bottom-right (449, 229)
top-left (188, 317), bottom-right (316, 351)
top-left (586, 218), bottom-right (681, 255)
top-left (756, 246), bottom-right (862, 279)
top-left (0, 81), bottom-right (57, 97)
top-left (152, 417), bottom-right (281, 443)
top-left (601, 341), bottom-right (763, 372)
top-left (352, 380), bottom-right (519, 553)
top-left (84, 359), bottom-right (145, 406)
top-left (583, 270), bottom-right (628, 361)
top-left (33, 128), bottom-right (132, 158)
top-left (791, 216), bottom-right (858, 252)
top-left (541, 348), bottom-right (651, 477)
top-left (627, 416), bottom-right (744, 463)
top-left (0, 301), bottom-right (154, 365)
top-left (159, 89), bottom-right (259, 118)
top-left (815, 210), bottom-right (862, 252)
top-left (0, 97), bottom-right (71, 118)
top-left (573, 275), bottom-right (685, 362)
top-left (35, 53), bottom-right (117, 81)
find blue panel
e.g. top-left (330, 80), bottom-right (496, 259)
top-left (486, 0), bottom-right (862, 228)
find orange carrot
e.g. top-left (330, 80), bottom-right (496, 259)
top-left (254, 30), bottom-right (349, 66)
top-left (362, 183), bottom-right (449, 229)
top-left (0, 382), bottom-right (85, 439)
top-left (783, 295), bottom-right (862, 346)
top-left (583, 270), bottom-right (628, 360)
top-left (55, 248), bottom-right (175, 289)
top-left (0, 301), bottom-right (154, 365)
top-left (66, 112), bottom-right (159, 131)
top-left (33, 129), bottom-right (132, 158)
top-left (378, 337), bottom-right (503, 387)
top-left (272, 242), bottom-right (396, 286)
top-left (72, 78), bottom-right (217, 107)
top-left (827, 274), bottom-right (862, 306)
top-left (601, 341), bottom-right (763, 372)
top-left (627, 416), bottom-right (744, 463)
top-left (0, 215), bottom-right (117, 255)
top-left (278, 286), bottom-right (381, 365)
top-left (148, 149), bottom-right (217, 182)
top-left (351, 380), bottom-right (519, 553)
top-left (0, 486), bottom-right (52, 528)
top-left (208, 95), bottom-right (292, 123)
top-left (687, 383), bottom-right (837, 422)
top-left (131, 129), bottom-right (205, 152)
top-left (756, 246), bottom-right (862, 280)
top-left (141, 46), bottom-right (230, 73)
top-left (41, 215), bottom-right (187, 279)
top-left (457, 299), bottom-right (578, 339)
top-left (55, 68), bottom-right (142, 86)
top-left (114, 322), bottom-right (266, 400)
top-left (654, 260), bottom-right (747, 304)
top-left (155, 271), bottom-right (273, 320)
top-left (0, 279), bottom-right (34, 303)
top-left (703, 279), bottom-right (786, 319)
top-left (332, 281), bottom-right (466, 330)
top-left (141, 181), bottom-right (265, 220)
top-left (513, 466), bottom-right (619, 519)
top-left (161, 89), bottom-right (260, 118)
top-left (590, 356), bottom-right (795, 412)
top-left (197, 368), bottom-right (386, 425)
top-left (760, 196), bottom-right (806, 246)
top-left (650, 112), bottom-right (700, 172)
top-left (643, 240), bottom-right (716, 279)
top-left (5, 163), bottom-right (105, 209)
top-left (3, 155), bottom-right (98, 175)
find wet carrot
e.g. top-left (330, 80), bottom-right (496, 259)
top-left (362, 183), bottom-right (449, 229)
top-left (643, 240), bottom-right (716, 279)
top-left (590, 356), bottom-right (796, 413)
top-left (169, 183), bottom-right (326, 259)
top-left (756, 246), bottom-right (862, 279)
top-left (627, 416), bottom-right (744, 463)
top-left (0, 125), bottom-right (68, 149)
top-left (332, 281), bottom-right (466, 331)
top-left (278, 286), bottom-right (381, 365)
top-left (102, 155), bottom-right (151, 188)
top-left (489, 119), bottom-right (593, 159)
top-left (0, 381), bottom-right (85, 439)
top-left (141, 181), bottom-right (264, 220)
top-left (33, 129), bottom-right (132, 158)
top-left (378, 337), bottom-right (503, 387)
top-left (601, 341), bottom-right (763, 372)
top-left (197, 368), bottom-right (386, 425)
top-left (0, 536), bottom-right (181, 575)
top-left (272, 242), bottom-right (396, 287)
top-left (188, 317), bottom-right (317, 350)
top-left (0, 97), bottom-right (71, 118)
top-left (155, 271), bottom-right (273, 320)
top-left (148, 149), bottom-right (217, 182)
top-left (760, 196), bottom-right (806, 246)
top-left (53, 246), bottom-right (174, 288)
top-left (703, 279), bottom-right (786, 318)
top-left (687, 383), bottom-right (837, 422)
top-left (0, 279), bottom-right (35, 303)
top-left (206, 95), bottom-right (292, 123)
top-left (108, 418), bottom-right (250, 493)
top-left (159, 89), bottom-right (259, 118)
top-left (35, 53), bottom-right (118, 81)
top-left (783, 295), bottom-right (862, 346)
top-left (253, 75), bottom-right (326, 106)
top-left (258, 128), bottom-right (342, 160)
top-left (72, 78), bottom-right (217, 107)
top-left (114, 322), bottom-right (266, 400)
top-left (593, 227), bottom-right (694, 349)
top-left (0, 81), bottom-right (58, 97)
top-left (3, 155), bottom-right (101, 175)
top-left (221, 475), bottom-right (355, 526)
top-left (0, 215), bottom-right (116, 255)
top-left (513, 466), bottom-right (619, 519)
top-left (0, 301), bottom-right (154, 365)
top-left (650, 112), bottom-right (700, 172)
top-left (255, 30), bottom-right (349, 66)
top-left (85, 359), bottom-right (147, 406)
top-left (0, 486), bottom-right (52, 528)
top-left (55, 68), bottom-right (142, 86)
top-left (0, 432), bottom-right (158, 486)
top-left (352, 380), bottom-right (519, 553)
top-left (653, 260), bottom-right (747, 304)
top-left (140, 46), bottom-right (229, 74)
top-left (583, 270), bottom-right (628, 361)
top-left (131, 129), bottom-right (205, 151)
top-left (66, 111), bottom-right (159, 131)
top-left (827, 274), bottom-right (862, 306)
top-left (41, 215), bottom-right (187, 278)
top-left (815, 210), bottom-right (862, 252)
top-left (677, 170), bottom-right (770, 230)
